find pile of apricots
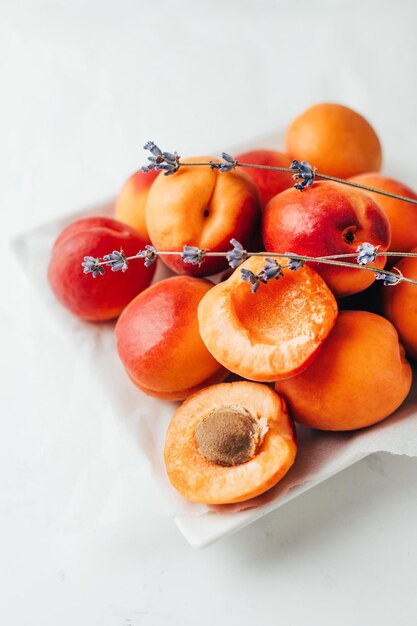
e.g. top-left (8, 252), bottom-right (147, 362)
top-left (48, 103), bottom-right (417, 505)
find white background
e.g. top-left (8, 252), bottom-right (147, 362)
top-left (2, 1), bottom-right (417, 624)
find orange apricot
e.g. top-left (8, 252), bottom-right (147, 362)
top-left (198, 256), bottom-right (338, 382)
top-left (349, 173), bottom-right (417, 257)
top-left (275, 311), bottom-right (412, 431)
top-left (381, 252), bottom-right (417, 360)
top-left (164, 381), bottom-right (297, 504)
top-left (145, 157), bottom-right (260, 276)
top-left (286, 103), bottom-right (382, 179)
top-left (115, 276), bottom-right (227, 401)
top-left (114, 169), bottom-right (159, 242)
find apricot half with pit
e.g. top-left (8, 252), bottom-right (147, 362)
top-left (198, 256), bottom-right (338, 382)
top-left (164, 381), bottom-right (297, 504)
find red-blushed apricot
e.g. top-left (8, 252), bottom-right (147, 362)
top-left (381, 252), bottom-right (417, 360)
top-left (234, 149), bottom-right (293, 209)
top-left (276, 311), bottom-right (412, 431)
top-left (198, 256), bottom-right (338, 382)
top-left (48, 216), bottom-right (155, 321)
top-left (164, 381), bottom-right (297, 504)
top-left (262, 181), bottom-right (391, 297)
top-left (114, 169), bottom-right (159, 242)
top-left (145, 157), bottom-right (261, 276)
top-left (348, 173), bottom-right (417, 259)
top-left (286, 103), bottom-right (382, 179)
top-left (115, 276), bottom-right (227, 401)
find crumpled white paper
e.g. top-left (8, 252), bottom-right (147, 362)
top-left (13, 197), bottom-right (417, 537)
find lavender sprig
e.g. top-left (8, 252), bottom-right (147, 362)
top-left (181, 246), bottom-right (207, 266)
top-left (226, 239), bottom-right (248, 269)
top-left (136, 245), bottom-right (158, 267)
top-left (356, 243), bottom-right (380, 266)
top-left (81, 256), bottom-right (105, 278)
top-left (210, 152), bottom-right (238, 173)
top-left (375, 269), bottom-right (403, 286)
top-left (240, 269), bottom-right (267, 293)
top-left (140, 143), bottom-right (417, 206)
top-left (263, 258), bottom-right (284, 280)
top-left (103, 250), bottom-right (128, 272)
top-left (141, 141), bottom-right (180, 176)
top-left (81, 245), bottom-right (417, 291)
top-left (291, 159), bottom-right (316, 191)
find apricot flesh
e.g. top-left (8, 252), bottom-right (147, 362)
top-left (275, 311), bottom-right (412, 431)
top-left (164, 381), bottom-right (297, 504)
top-left (198, 256), bottom-right (338, 382)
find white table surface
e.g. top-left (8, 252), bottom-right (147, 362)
top-left (2, 1), bottom-right (417, 624)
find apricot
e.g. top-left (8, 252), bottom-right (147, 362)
top-left (234, 149), bottom-right (293, 209)
top-left (145, 157), bottom-right (261, 276)
top-left (348, 173), bottom-right (417, 258)
top-left (381, 252), bottom-right (417, 360)
top-left (115, 276), bottom-right (227, 401)
top-left (198, 256), bottom-right (338, 382)
top-left (164, 381), bottom-right (297, 504)
top-left (286, 103), bottom-right (382, 179)
top-left (275, 311), bottom-right (412, 431)
top-left (48, 216), bottom-right (155, 321)
top-left (262, 181), bottom-right (391, 297)
top-left (114, 169), bottom-right (159, 242)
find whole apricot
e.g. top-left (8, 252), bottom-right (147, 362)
top-left (286, 103), bottom-right (382, 179)
top-left (275, 311), bottom-right (412, 431)
top-left (48, 216), bottom-right (155, 321)
top-left (262, 181), bottom-right (391, 297)
top-left (145, 157), bottom-right (261, 276)
top-left (115, 276), bottom-right (227, 401)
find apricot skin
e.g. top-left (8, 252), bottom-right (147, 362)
top-left (275, 311), bottom-right (412, 431)
top-left (164, 381), bottom-right (297, 504)
top-left (115, 276), bottom-right (227, 401)
top-left (48, 216), bottom-right (155, 321)
top-left (349, 173), bottom-right (417, 258)
top-left (234, 149), bottom-right (293, 209)
top-left (381, 252), bottom-right (417, 360)
top-left (114, 169), bottom-right (159, 242)
top-left (262, 181), bottom-right (391, 297)
top-left (286, 103), bottom-right (382, 179)
top-left (145, 157), bottom-right (261, 276)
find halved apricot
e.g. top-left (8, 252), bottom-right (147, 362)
top-left (198, 256), bottom-right (338, 382)
top-left (164, 381), bottom-right (297, 504)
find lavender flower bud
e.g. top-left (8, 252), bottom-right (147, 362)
top-left (356, 242), bottom-right (380, 266)
top-left (137, 245), bottom-right (158, 267)
top-left (226, 239), bottom-right (247, 269)
top-left (291, 159), bottom-right (316, 191)
top-left (181, 246), bottom-right (207, 266)
top-left (81, 256), bottom-right (105, 278)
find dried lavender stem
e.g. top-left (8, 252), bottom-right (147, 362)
top-left (179, 160), bottom-right (417, 206)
